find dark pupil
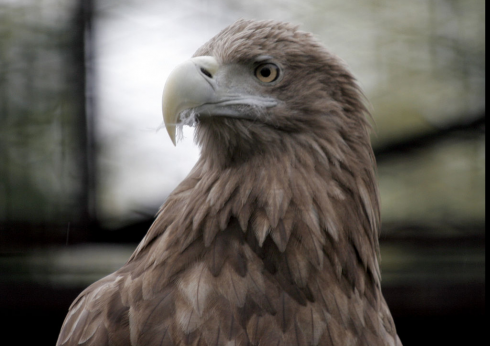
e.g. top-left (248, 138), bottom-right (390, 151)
top-left (261, 67), bottom-right (271, 77)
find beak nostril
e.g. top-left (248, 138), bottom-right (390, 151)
top-left (200, 67), bottom-right (213, 78)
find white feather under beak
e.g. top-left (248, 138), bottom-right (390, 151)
top-left (162, 56), bottom-right (219, 145)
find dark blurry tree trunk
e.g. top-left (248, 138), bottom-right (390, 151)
top-left (72, 0), bottom-right (96, 225)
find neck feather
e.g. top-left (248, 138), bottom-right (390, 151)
top-left (133, 132), bottom-right (381, 294)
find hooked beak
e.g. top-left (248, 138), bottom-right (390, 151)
top-left (162, 56), bottom-right (277, 145)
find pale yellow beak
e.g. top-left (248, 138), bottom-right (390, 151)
top-left (162, 56), bottom-right (219, 145)
top-left (162, 56), bottom-right (278, 146)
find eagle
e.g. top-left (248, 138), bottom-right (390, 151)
top-left (57, 19), bottom-right (402, 346)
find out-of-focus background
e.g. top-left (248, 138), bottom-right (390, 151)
top-left (0, 0), bottom-right (484, 344)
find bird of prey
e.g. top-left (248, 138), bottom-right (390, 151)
top-left (57, 19), bottom-right (402, 346)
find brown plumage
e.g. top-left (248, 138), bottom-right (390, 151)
top-left (57, 19), bottom-right (402, 346)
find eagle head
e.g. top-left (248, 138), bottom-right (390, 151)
top-left (163, 19), bottom-right (371, 169)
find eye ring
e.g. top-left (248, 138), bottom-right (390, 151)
top-left (255, 63), bottom-right (280, 83)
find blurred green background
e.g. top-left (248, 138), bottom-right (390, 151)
top-left (0, 0), bottom-right (485, 345)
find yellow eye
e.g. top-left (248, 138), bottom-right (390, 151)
top-left (255, 63), bottom-right (279, 83)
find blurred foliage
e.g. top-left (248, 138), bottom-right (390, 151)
top-left (0, 0), bottom-right (89, 225)
top-left (379, 135), bottom-right (485, 227)
top-left (365, 0), bottom-right (485, 139)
